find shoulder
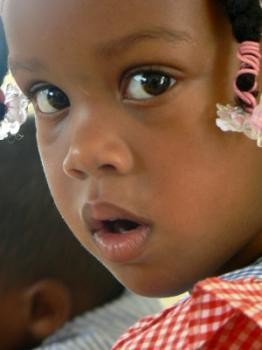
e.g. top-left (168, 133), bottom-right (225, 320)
top-left (112, 261), bottom-right (262, 349)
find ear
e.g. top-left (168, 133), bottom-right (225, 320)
top-left (25, 279), bottom-right (72, 342)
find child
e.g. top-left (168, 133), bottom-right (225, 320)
top-left (2, 0), bottom-right (262, 348)
top-left (0, 117), bottom-right (162, 350)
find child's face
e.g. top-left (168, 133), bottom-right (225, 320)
top-left (4, 0), bottom-right (262, 296)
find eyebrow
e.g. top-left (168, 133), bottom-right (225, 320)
top-left (9, 57), bottom-right (46, 74)
top-left (97, 26), bottom-right (193, 58)
top-left (9, 26), bottom-right (192, 73)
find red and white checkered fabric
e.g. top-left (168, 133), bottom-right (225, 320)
top-left (112, 277), bottom-right (262, 349)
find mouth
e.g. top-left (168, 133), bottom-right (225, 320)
top-left (94, 218), bottom-right (141, 234)
top-left (82, 203), bottom-right (151, 263)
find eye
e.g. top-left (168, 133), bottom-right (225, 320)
top-left (123, 70), bottom-right (176, 101)
top-left (30, 85), bottom-right (70, 114)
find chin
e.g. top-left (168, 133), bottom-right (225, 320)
top-left (112, 269), bottom-right (190, 298)
top-left (127, 282), bottom-right (188, 298)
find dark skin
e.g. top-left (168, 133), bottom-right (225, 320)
top-left (3, 0), bottom-right (262, 297)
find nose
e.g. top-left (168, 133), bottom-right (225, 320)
top-left (63, 107), bottom-right (134, 180)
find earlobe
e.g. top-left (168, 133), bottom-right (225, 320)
top-left (25, 279), bottom-right (72, 343)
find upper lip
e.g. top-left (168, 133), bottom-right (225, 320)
top-left (81, 202), bottom-right (151, 234)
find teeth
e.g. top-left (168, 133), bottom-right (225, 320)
top-left (105, 219), bottom-right (139, 233)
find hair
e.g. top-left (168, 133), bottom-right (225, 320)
top-left (0, 118), bottom-right (124, 300)
top-left (222, 0), bottom-right (262, 106)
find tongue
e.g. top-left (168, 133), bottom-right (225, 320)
top-left (107, 219), bottom-right (139, 234)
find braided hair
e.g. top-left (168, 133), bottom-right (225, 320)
top-left (222, 0), bottom-right (262, 109)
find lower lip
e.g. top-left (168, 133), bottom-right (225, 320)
top-left (92, 225), bottom-right (150, 263)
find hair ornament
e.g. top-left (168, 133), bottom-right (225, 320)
top-left (0, 84), bottom-right (28, 140)
top-left (216, 40), bottom-right (262, 147)
top-left (234, 41), bottom-right (261, 112)
top-left (216, 96), bottom-right (262, 147)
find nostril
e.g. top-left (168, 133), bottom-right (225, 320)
top-left (70, 168), bottom-right (87, 179)
top-left (62, 147), bottom-right (88, 180)
top-left (63, 160), bottom-right (87, 180)
top-left (99, 163), bottom-right (117, 171)
top-left (62, 132), bottom-right (133, 178)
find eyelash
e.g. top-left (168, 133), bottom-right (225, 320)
top-left (26, 83), bottom-right (70, 115)
top-left (121, 66), bottom-right (177, 101)
top-left (26, 82), bottom-right (47, 100)
top-left (25, 66), bottom-right (178, 116)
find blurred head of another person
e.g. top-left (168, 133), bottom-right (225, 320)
top-left (0, 118), bottom-right (124, 350)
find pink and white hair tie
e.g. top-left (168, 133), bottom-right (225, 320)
top-left (234, 41), bottom-right (261, 112)
top-left (216, 40), bottom-right (262, 147)
top-left (0, 84), bottom-right (28, 141)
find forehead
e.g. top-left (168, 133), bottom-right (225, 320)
top-left (3, 0), bottom-right (221, 60)
top-left (4, 0), bottom-right (212, 28)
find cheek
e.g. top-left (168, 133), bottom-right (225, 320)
top-left (37, 131), bottom-right (73, 220)
top-left (42, 156), bottom-right (74, 224)
top-left (144, 124), bottom-right (262, 235)
top-left (37, 134), bottom-right (99, 255)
